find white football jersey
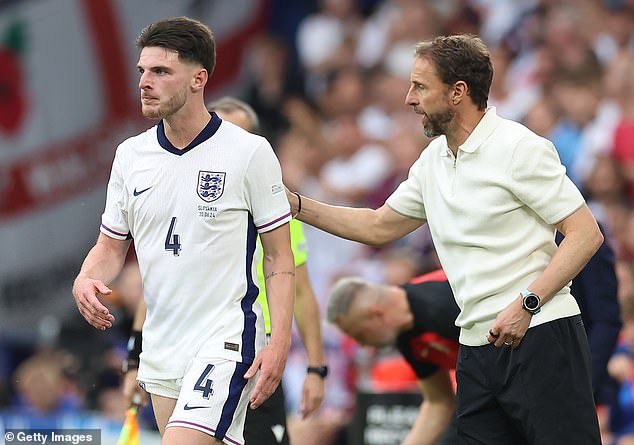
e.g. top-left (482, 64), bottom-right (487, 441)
top-left (101, 114), bottom-right (291, 379)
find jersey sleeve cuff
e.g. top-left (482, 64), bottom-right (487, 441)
top-left (100, 223), bottom-right (131, 240)
top-left (255, 212), bottom-right (292, 233)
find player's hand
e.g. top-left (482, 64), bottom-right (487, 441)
top-left (72, 276), bottom-right (115, 330)
top-left (300, 372), bottom-right (325, 419)
top-left (244, 339), bottom-right (290, 409)
top-left (486, 296), bottom-right (531, 348)
top-left (122, 369), bottom-right (148, 407)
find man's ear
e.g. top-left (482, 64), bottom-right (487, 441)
top-left (452, 80), bottom-right (468, 105)
top-left (191, 68), bottom-right (208, 92)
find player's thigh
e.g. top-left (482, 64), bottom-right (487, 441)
top-left (150, 393), bottom-right (178, 435)
top-left (162, 426), bottom-right (224, 445)
top-left (244, 383), bottom-right (289, 445)
top-left (167, 357), bottom-right (254, 445)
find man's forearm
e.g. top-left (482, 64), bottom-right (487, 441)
top-left (76, 234), bottom-right (130, 284)
top-left (264, 257), bottom-right (295, 347)
top-left (287, 191), bottom-right (423, 246)
top-left (294, 264), bottom-right (324, 366)
top-left (531, 205), bottom-right (603, 303)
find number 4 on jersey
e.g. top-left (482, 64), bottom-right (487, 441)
top-left (165, 217), bottom-right (182, 256)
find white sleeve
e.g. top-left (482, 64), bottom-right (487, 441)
top-left (385, 156), bottom-right (427, 220)
top-left (100, 147), bottom-right (130, 240)
top-left (244, 140), bottom-right (291, 233)
top-left (509, 135), bottom-right (584, 224)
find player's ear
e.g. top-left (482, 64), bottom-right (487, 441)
top-left (191, 67), bottom-right (208, 92)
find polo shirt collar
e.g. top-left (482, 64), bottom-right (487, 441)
top-left (457, 106), bottom-right (500, 154)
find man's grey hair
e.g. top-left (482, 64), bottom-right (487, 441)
top-left (206, 96), bottom-right (260, 133)
top-left (326, 277), bottom-right (374, 323)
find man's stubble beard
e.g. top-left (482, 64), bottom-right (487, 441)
top-left (423, 106), bottom-right (455, 138)
top-left (141, 87), bottom-right (188, 120)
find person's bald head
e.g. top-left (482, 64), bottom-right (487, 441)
top-left (206, 96), bottom-right (260, 133)
top-left (327, 277), bottom-right (404, 347)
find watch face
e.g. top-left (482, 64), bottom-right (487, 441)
top-left (525, 294), bottom-right (540, 310)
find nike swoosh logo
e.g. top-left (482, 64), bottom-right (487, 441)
top-left (183, 403), bottom-right (208, 411)
top-left (133, 186), bottom-right (152, 196)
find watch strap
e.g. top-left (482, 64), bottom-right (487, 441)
top-left (520, 289), bottom-right (541, 315)
top-left (307, 365), bottom-right (328, 378)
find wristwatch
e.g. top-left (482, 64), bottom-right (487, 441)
top-left (520, 289), bottom-right (541, 315)
top-left (307, 366), bottom-right (328, 378)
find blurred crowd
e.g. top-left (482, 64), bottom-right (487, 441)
top-left (2, 0), bottom-right (634, 444)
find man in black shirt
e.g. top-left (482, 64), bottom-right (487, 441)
top-left (327, 270), bottom-right (459, 445)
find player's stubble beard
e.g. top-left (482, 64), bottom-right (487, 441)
top-left (141, 85), bottom-right (188, 120)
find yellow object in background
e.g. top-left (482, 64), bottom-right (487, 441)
top-left (117, 394), bottom-right (141, 445)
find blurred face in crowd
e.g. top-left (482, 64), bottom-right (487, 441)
top-left (137, 47), bottom-right (200, 119)
top-left (406, 56), bottom-right (455, 138)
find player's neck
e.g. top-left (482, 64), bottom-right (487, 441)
top-left (162, 102), bottom-right (211, 150)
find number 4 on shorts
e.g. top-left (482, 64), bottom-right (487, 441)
top-left (194, 364), bottom-right (215, 399)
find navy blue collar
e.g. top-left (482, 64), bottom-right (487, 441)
top-left (157, 111), bottom-right (222, 155)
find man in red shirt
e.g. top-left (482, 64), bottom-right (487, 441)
top-left (326, 270), bottom-right (459, 445)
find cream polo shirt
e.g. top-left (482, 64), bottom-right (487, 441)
top-left (386, 107), bottom-right (585, 346)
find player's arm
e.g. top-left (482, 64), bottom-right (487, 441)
top-left (122, 297), bottom-right (149, 406)
top-left (287, 191), bottom-right (424, 246)
top-left (73, 233), bottom-right (131, 330)
top-left (246, 223), bottom-right (295, 409)
top-left (402, 370), bottom-right (456, 445)
top-left (294, 263), bottom-right (326, 418)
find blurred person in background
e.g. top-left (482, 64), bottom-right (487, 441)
top-left (555, 227), bottom-right (621, 428)
top-left (72, 16), bottom-right (294, 445)
top-left (243, 35), bottom-right (305, 144)
top-left (287, 34), bottom-right (604, 443)
top-left (326, 269), bottom-right (459, 445)
top-left (208, 97), bottom-right (328, 445)
top-left (10, 350), bottom-right (82, 426)
top-left (608, 54), bottom-right (634, 204)
top-left (607, 295), bottom-right (634, 445)
top-left (487, 43), bottom-right (539, 122)
top-left (296, 0), bottom-right (362, 98)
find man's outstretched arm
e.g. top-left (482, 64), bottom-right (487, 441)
top-left (287, 191), bottom-right (424, 246)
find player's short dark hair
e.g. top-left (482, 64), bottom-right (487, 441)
top-left (415, 34), bottom-right (492, 110)
top-left (136, 16), bottom-right (216, 77)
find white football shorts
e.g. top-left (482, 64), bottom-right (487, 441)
top-left (140, 356), bottom-right (256, 445)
